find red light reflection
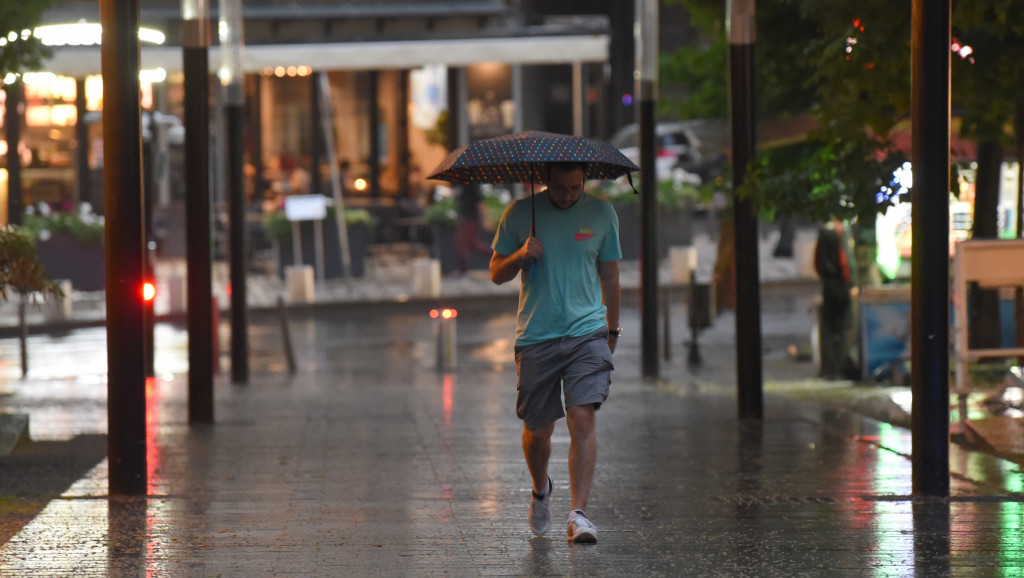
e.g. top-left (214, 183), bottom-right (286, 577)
top-left (442, 374), bottom-right (454, 426)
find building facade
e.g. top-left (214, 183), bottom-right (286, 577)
top-left (1, 0), bottom-right (614, 228)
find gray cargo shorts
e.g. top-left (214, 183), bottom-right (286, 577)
top-left (514, 327), bottom-right (614, 430)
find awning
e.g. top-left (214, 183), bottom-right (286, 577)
top-left (39, 34), bottom-right (609, 76)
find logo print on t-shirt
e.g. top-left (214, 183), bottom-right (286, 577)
top-left (575, 227), bottom-right (594, 241)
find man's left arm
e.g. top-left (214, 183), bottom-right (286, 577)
top-left (598, 260), bottom-right (621, 353)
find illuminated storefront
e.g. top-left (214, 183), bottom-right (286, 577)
top-left (3, 8), bottom-right (609, 227)
top-left (0, 24), bottom-right (169, 219)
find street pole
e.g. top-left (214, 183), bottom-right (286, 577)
top-left (183, 0), bottom-right (214, 422)
top-left (75, 78), bottom-right (91, 209)
top-left (368, 71), bottom-right (381, 198)
top-left (310, 73), bottom-right (324, 197)
top-left (4, 80), bottom-right (24, 225)
top-left (636, 0), bottom-right (660, 380)
top-left (910, 0), bottom-right (951, 498)
top-left (728, 0), bottom-right (764, 419)
top-left (220, 0), bottom-right (248, 383)
top-left (101, 0), bottom-right (147, 495)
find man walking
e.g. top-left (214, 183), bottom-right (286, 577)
top-left (490, 161), bottom-right (621, 543)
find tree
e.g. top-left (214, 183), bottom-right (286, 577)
top-left (0, 228), bottom-right (61, 377)
top-left (665, 0), bottom-right (1024, 349)
top-left (0, 3), bottom-right (52, 79)
top-left (666, 0), bottom-right (910, 222)
top-left (2, 3), bottom-right (59, 376)
top-left (664, 0), bottom-right (912, 301)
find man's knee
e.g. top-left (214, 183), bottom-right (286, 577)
top-left (565, 404), bottom-right (596, 431)
top-left (525, 421), bottom-right (555, 441)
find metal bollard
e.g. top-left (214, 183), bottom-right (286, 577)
top-left (687, 271), bottom-right (717, 367)
top-left (662, 285), bottom-right (672, 361)
top-left (431, 307), bottom-right (458, 372)
top-left (277, 296), bottom-right (297, 375)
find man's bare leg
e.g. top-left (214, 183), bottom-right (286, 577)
top-left (565, 404), bottom-right (597, 512)
top-left (523, 422), bottom-right (555, 494)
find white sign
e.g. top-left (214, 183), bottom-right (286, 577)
top-left (284, 194), bottom-right (327, 222)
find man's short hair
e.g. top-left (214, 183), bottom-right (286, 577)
top-left (544, 161), bottom-right (587, 181)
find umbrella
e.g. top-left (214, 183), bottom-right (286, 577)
top-left (428, 130), bottom-right (639, 232)
top-left (428, 130), bottom-right (639, 184)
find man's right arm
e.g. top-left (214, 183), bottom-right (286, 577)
top-left (490, 236), bottom-right (543, 284)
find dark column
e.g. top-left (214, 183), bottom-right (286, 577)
top-left (184, 7), bottom-right (214, 423)
top-left (246, 75), bottom-right (265, 205)
top-left (396, 70), bottom-right (410, 200)
top-left (609, 0), bottom-right (636, 135)
top-left (910, 0), bottom-right (951, 498)
top-left (636, 0), bottom-right (660, 379)
top-left (226, 99), bottom-right (248, 383)
top-left (368, 70), bottom-right (381, 198)
top-left (310, 73), bottom-right (324, 197)
top-left (729, 0), bottom-right (763, 419)
top-left (446, 67), bottom-right (462, 149)
top-left (219, 0), bottom-right (249, 384)
top-left (638, 90), bottom-right (659, 379)
top-left (101, 0), bottom-right (147, 495)
top-left (4, 80), bottom-right (24, 225)
top-left (75, 78), bottom-right (90, 208)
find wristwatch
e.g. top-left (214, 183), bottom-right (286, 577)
top-left (608, 327), bottom-right (623, 338)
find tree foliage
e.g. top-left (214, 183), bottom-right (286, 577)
top-left (1, 3), bottom-right (58, 301)
top-left (661, 0), bottom-right (817, 122)
top-left (953, 0), bottom-right (1024, 143)
top-left (0, 3), bottom-right (53, 81)
top-left (0, 228), bottom-right (60, 301)
top-left (661, 0), bottom-right (1024, 227)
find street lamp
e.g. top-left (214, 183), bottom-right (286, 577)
top-left (219, 0), bottom-right (248, 383)
top-left (728, 0), bottom-right (764, 419)
top-left (635, 0), bottom-right (659, 379)
top-left (183, 0), bottom-right (215, 422)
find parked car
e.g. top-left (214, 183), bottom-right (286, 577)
top-left (610, 121), bottom-right (701, 180)
top-left (609, 121), bottom-right (725, 183)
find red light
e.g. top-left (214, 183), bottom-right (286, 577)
top-left (143, 282), bottom-right (156, 302)
top-left (431, 308), bottom-right (457, 319)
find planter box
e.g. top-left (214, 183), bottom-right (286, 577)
top-left (276, 220), bottom-right (368, 279)
top-left (35, 233), bottom-right (105, 291)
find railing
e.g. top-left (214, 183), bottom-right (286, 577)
top-left (952, 239), bottom-right (1024, 430)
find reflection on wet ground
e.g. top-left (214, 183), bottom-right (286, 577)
top-left (1, 303), bottom-right (1023, 575)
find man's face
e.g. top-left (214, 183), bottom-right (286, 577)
top-left (546, 166), bottom-right (585, 209)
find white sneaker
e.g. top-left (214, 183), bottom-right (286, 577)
top-left (528, 477), bottom-right (553, 536)
top-left (567, 509), bottom-right (597, 543)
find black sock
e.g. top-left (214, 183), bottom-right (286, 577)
top-left (532, 477), bottom-right (551, 499)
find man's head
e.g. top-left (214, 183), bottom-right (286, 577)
top-left (544, 162), bottom-right (586, 209)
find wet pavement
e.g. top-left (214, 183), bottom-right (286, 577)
top-left (2, 229), bottom-right (1024, 575)
top-left (1, 283), bottom-right (1024, 575)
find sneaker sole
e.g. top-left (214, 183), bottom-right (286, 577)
top-left (568, 530), bottom-right (597, 544)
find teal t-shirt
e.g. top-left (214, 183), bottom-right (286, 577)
top-left (492, 191), bottom-right (622, 346)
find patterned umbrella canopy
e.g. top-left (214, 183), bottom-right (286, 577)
top-left (427, 130), bottom-right (639, 184)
